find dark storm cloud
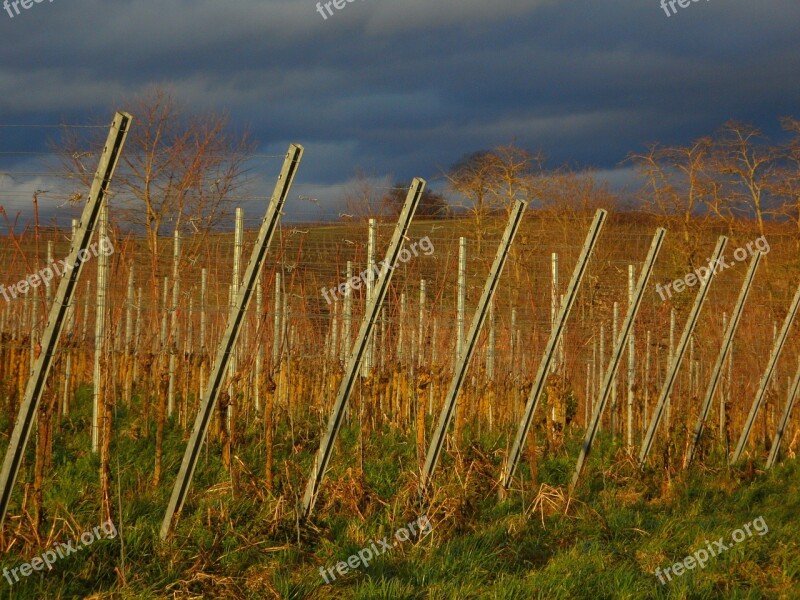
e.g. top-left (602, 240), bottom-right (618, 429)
top-left (1, 0), bottom-right (799, 217)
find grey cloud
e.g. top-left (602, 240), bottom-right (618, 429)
top-left (1, 0), bottom-right (799, 211)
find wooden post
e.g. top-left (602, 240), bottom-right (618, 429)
top-left (644, 330), bottom-right (651, 431)
top-left (92, 192), bottom-right (110, 452)
top-left (487, 299), bottom-right (495, 380)
top-left (301, 179), bottom-right (425, 518)
top-left (273, 271), bottom-right (282, 368)
top-left (228, 208), bottom-right (244, 428)
top-left (767, 360), bottom-right (800, 469)
top-left (418, 279), bottom-right (426, 367)
top-left (199, 269), bottom-right (207, 405)
top-left (160, 144), bottom-right (303, 539)
top-left (639, 236), bottom-right (728, 467)
top-left (45, 241), bottom-right (54, 305)
top-left (551, 252), bottom-right (559, 373)
top-left (168, 229), bottom-right (181, 417)
top-left (570, 228), bottom-right (665, 490)
top-left (732, 280), bottom-right (800, 463)
top-left (341, 263), bottom-right (351, 366)
top-left (0, 112), bottom-right (131, 527)
top-left (502, 209), bottom-right (606, 489)
top-left (611, 302), bottom-right (619, 438)
top-left (362, 218), bottom-right (376, 376)
top-left (627, 266), bottom-right (635, 449)
top-left (456, 237), bottom-right (466, 365)
top-left (685, 253), bottom-right (760, 467)
top-left (667, 308), bottom-right (676, 427)
top-left (421, 200), bottom-right (527, 496)
top-left (255, 271), bottom-right (263, 413)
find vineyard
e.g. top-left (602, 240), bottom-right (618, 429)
top-left (0, 115), bottom-right (799, 598)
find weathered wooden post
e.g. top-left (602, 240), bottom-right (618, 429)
top-left (501, 209), bottom-right (606, 490)
top-left (570, 228), bottom-right (665, 490)
top-left (0, 112), bottom-right (131, 527)
top-left (160, 144), bottom-right (303, 539)
top-left (732, 281), bottom-right (800, 464)
top-left (301, 179), bottom-right (425, 518)
top-left (685, 252), bottom-right (761, 468)
top-left (421, 200), bottom-right (527, 496)
top-left (639, 236), bottom-right (728, 467)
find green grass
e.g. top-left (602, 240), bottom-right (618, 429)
top-left (0, 385), bottom-right (797, 598)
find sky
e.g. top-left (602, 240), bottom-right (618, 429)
top-left (1, 0), bottom-right (799, 222)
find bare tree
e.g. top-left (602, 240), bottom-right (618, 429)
top-left (710, 121), bottom-right (776, 237)
top-left (340, 170), bottom-right (387, 222)
top-left (381, 181), bottom-right (449, 219)
top-left (57, 88), bottom-right (253, 280)
top-left (772, 117), bottom-right (800, 245)
top-left (445, 143), bottom-right (541, 247)
top-left (484, 144), bottom-right (545, 215)
top-left (629, 139), bottom-right (712, 232)
top-left (445, 149), bottom-right (496, 245)
top-left (538, 167), bottom-right (616, 243)
top-left (630, 138), bottom-right (723, 265)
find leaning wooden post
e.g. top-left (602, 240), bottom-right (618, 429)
top-left (684, 252), bottom-right (761, 468)
top-left (767, 358), bottom-right (800, 469)
top-left (0, 112), bottom-right (131, 528)
top-left (160, 144), bottom-right (303, 539)
top-left (570, 228), bottom-right (666, 491)
top-left (598, 322), bottom-right (605, 433)
top-left (501, 209), bottom-right (606, 491)
top-left (666, 308), bottom-right (676, 427)
top-left (731, 280), bottom-right (800, 464)
top-left (638, 236), bottom-right (728, 467)
top-left (301, 179), bottom-right (425, 519)
top-left (766, 359), bottom-right (800, 469)
top-left (610, 301), bottom-right (619, 438)
top-left (420, 200), bottom-right (527, 497)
